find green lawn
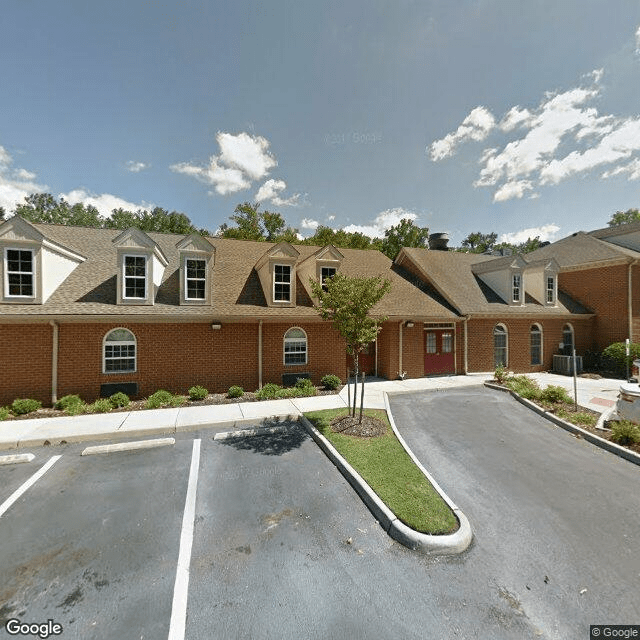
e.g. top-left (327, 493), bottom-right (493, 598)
top-left (304, 408), bottom-right (458, 535)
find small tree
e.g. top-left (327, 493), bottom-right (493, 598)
top-left (310, 273), bottom-right (391, 421)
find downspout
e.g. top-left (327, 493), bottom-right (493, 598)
top-left (629, 261), bottom-right (639, 343)
top-left (398, 320), bottom-right (403, 377)
top-left (374, 336), bottom-right (378, 377)
top-left (49, 321), bottom-right (58, 405)
top-left (258, 320), bottom-right (263, 389)
top-left (463, 315), bottom-right (469, 375)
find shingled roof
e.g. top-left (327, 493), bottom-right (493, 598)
top-left (0, 222), bottom-right (459, 322)
top-left (396, 247), bottom-right (591, 316)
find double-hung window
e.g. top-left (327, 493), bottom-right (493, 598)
top-left (274, 264), bottom-right (291, 302)
top-left (186, 258), bottom-right (206, 300)
top-left (494, 324), bottom-right (508, 367)
top-left (512, 274), bottom-right (521, 303)
top-left (530, 324), bottom-right (542, 365)
top-left (321, 267), bottom-right (336, 291)
top-left (103, 328), bottom-right (136, 373)
top-left (123, 255), bottom-right (147, 299)
top-left (284, 327), bottom-right (307, 365)
top-left (546, 276), bottom-right (555, 303)
top-left (5, 248), bottom-right (34, 297)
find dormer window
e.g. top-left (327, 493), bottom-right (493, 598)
top-left (5, 248), bottom-right (34, 298)
top-left (186, 258), bottom-right (206, 300)
top-left (321, 266), bottom-right (337, 291)
top-left (274, 264), bottom-right (292, 302)
top-left (123, 255), bottom-right (147, 299)
top-left (512, 274), bottom-right (521, 302)
top-left (546, 276), bottom-right (555, 303)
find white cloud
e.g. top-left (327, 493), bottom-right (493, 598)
top-left (60, 189), bottom-right (152, 217)
top-left (255, 178), bottom-right (303, 207)
top-left (171, 131), bottom-right (280, 196)
top-left (342, 207), bottom-right (418, 238)
top-left (636, 25), bottom-right (640, 55)
top-left (300, 218), bottom-right (319, 230)
top-left (327, 215), bottom-right (335, 222)
top-left (433, 70), bottom-right (640, 201)
top-left (429, 107), bottom-right (496, 161)
top-left (126, 161), bottom-right (149, 173)
top-left (499, 223), bottom-right (561, 245)
top-left (602, 157), bottom-right (640, 180)
top-left (0, 146), bottom-right (47, 213)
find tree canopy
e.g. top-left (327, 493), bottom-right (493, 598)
top-left (380, 218), bottom-right (429, 259)
top-left (608, 208), bottom-right (640, 227)
top-left (218, 202), bottom-right (299, 242)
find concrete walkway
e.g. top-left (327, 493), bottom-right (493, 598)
top-left (0, 372), bottom-right (624, 450)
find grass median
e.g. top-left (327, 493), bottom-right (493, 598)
top-left (304, 408), bottom-right (458, 535)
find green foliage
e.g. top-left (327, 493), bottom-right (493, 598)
top-left (90, 399), bottom-right (113, 413)
top-left (109, 392), bottom-right (130, 408)
top-left (11, 398), bottom-right (42, 415)
top-left (227, 385), bottom-right (244, 398)
top-left (321, 374), bottom-right (341, 390)
top-left (300, 225), bottom-right (381, 250)
top-left (504, 375), bottom-right (541, 400)
top-left (461, 231), bottom-right (498, 253)
top-left (610, 421), bottom-right (640, 445)
top-left (65, 401), bottom-right (88, 416)
top-left (55, 394), bottom-right (83, 410)
top-left (602, 342), bottom-right (640, 374)
top-left (494, 364), bottom-right (509, 384)
top-left (104, 206), bottom-right (199, 234)
top-left (539, 385), bottom-right (572, 404)
top-left (608, 208), bottom-right (640, 227)
top-left (380, 218), bottom-right (429, 259)
top-left (0, 407), bottom-right (11, 420)
top-left (255, 383), bottom-right (281, 400)
top-left (188, 385), bottom-right (209, 401)
top-left (294, 377), bottom-right (317, 396)
top-left (169, 395), bottom-right (187, 407)
top-left (275, 387), bottom-right (305, 398)
top-left (145, 390), bottom-right (175, 409)
top-left (15, 193), bottom-right (104, 227)
top-left (218, 202), bottom-right (298, 242)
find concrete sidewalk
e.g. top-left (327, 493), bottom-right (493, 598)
top-left (0, 372), bottom-right (623, 450)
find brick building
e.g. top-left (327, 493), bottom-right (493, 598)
top-left (1, 216), bottom-right (637, 406)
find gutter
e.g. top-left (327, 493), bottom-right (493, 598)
top-left (463, 315), bottom-right (470, 374)
top-left (399, 320), bottom-right (403, 376)
top-left (629, 260), bottom-right (639, 343)
top-left (49, 321), bottom-right (59, 405)
top-left (258, 320), bottom-right (263, 389)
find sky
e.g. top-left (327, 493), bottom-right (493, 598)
top-left (1, 1), bottom-right (640, 247)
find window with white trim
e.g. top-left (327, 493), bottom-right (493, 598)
top-left (494, 324), bottom-right (507, 367)
top-left (426, 332), bottom-right (436, 354)
top-left (530, 324), bottom-right (542, 365)
top-left (442, 332), bottom-right (452, 353)
top-left (562, 324), bottom-right (574, 356)
top-left (274, 264), bottom-right (291, 302)
top-left (546, 276), bottom-right (555, 303)
top-left (5, 248), bottom-right (34, 297)
top-left (321, 266), bottom-right (336, 291)
top-left (103, 328), bottom-right (136, 373)
top-left (512, 274), bottom-right (521, 303)
top-left (284, 327), bottom-right (307, 365)
top-left (123, 255), bottom-right (147, 299)
top-left (185, 258), bottom-right (206, 300)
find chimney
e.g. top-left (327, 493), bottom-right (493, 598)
top-left (428, 232), bottom-right (449, 251)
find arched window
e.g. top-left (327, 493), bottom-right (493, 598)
top-left (103, 328), bottom-right (136, 373)
top-left (530, 324), bottom-right (542, 365)
top-left (562, 324), bottom-right (574, 356)
top-left (284, 327), bottom-right (307, 365)
top-left (494, 324), bottom-right (508, 368)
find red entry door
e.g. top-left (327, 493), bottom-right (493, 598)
top-left (424, 330), bottom-right (454, 375)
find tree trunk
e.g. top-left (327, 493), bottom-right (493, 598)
top-left (352, 351), bottom-right (360, 417)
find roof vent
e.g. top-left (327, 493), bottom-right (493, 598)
top-left (428, 232), bottom-right (449, 251)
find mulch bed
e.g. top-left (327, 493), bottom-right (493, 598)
top-left (330, 413), bottom-right (387, 438)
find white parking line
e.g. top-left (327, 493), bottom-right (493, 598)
top-left (0, 455), bottom-right (62, 519)
top-left (168, 438), bottom-right (201, 640)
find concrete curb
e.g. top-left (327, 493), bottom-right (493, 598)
top-left (213, 423), bottom-right (298, 440)
top-left (0, 453), bottom-right (35, 465)
top-left (484, 382), bottom-right (640, 467)
top-left (81, 437), bottom-right (175, 456)
top-left (300, 408), bottom-right (473, 555)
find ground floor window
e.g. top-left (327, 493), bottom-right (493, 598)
top-left (284, 327), bottom-right (307, 365)
top-left (494, 324), bottom-right (507, 367)
top-left (531, 324), bottom-right (542, 365)
top-left (104, 328), bottom-right (136, 373)
top-left (562, 324), bottom-right (574, 356)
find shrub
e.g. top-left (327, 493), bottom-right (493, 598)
top-left (189, 385), bottom-right (208, 401)
top-left (321, 374), bottom-right (341, 390)
top-left (11, 398), bottom-right (42, 415)
top-left (555, 408), bottom-right (597, 427)
top-left (145, 390), bottom-right (174, 409)
top-left (0, 407), bottom-right (11, 420)
top-left (228, 385), bottom-right (244, 398)
top-left (602, 342), bottom-right (640, 376)
top-left (91, 398), bottom-right (113, 413)
top-left (294, 378), bottom-right (317, 396)
top-left (55, 394), bottom-right (83, 411)
top-left (255, 383), bottom-right (281, 400)
top-left (169, 395), bottom-right (187, 407)
top-left (109, 392), bottom-right (130, 408)
top-left (539, 385), bottom-right (572, 404)
top-left (504, 375), bottom-right (541, 400)
top-left (610, 421), bottom-right (640, 446)
top-left (65, 401), bottom-right (88, 416)
top-left (494, 364), bottom-right (509, 384)
top-left (275, 387), bottom-right (304, 398)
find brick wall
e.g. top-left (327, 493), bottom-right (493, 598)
top-left (0, 324), bottom-right (52, 405)
top-left (559, 264), bottom-right (628, 349)
top-left (377, 322), bottom-right (400, 380)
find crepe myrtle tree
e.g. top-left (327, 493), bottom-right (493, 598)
top-left (310, 273), bottom-right (391, 420)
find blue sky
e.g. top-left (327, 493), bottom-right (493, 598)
top-left (1, 1), bottom-right (640, 246)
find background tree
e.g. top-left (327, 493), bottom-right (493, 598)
top-left (219, 202), bottom-right (299, 242)
top-left (14, 193), bottom-right (104, 227)
top-left (0, 206), bottom-right (5, 221)
top-left (380, 218), bottom-right (429, 259)
top-left (310, 273), bottom-right (391, 421)
top-left (104, 207), bottom-right (198, 234)
top-left (608, 208), bottom-right (640, 227)
top-left (460, 231), bottom-right (498, 253)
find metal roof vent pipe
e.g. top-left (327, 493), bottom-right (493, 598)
top-left (428, 232), bottom-right (449, 251)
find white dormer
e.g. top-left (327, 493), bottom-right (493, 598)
top-left (524, 258), bottom-right (560, 306)
top-left (297, 244), bottom-right (344, 300)
top-left (112, 227), bottom-right (168, 305)
top-left (255, 242), bottom-right (300, 307)
top-left (0, 216), bottom-right (85, 304)
top-left (472, 255), bottom-right (527, 306)
top-left (175, 233), bottom-right (215, 305)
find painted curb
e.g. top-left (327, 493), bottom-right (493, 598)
top-left (484, 382), bottom-right (640, 467)
top-left (300, 409), bottom-right (473, 555)
top-left (81, 437), bottom-right (176, 456)
top-left (214, 423), bottom-right (299, 440)
top-left (0, 453), bottom-right (35, 465)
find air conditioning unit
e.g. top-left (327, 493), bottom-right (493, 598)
top-left (553, 354), bottom-right (583, 375)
